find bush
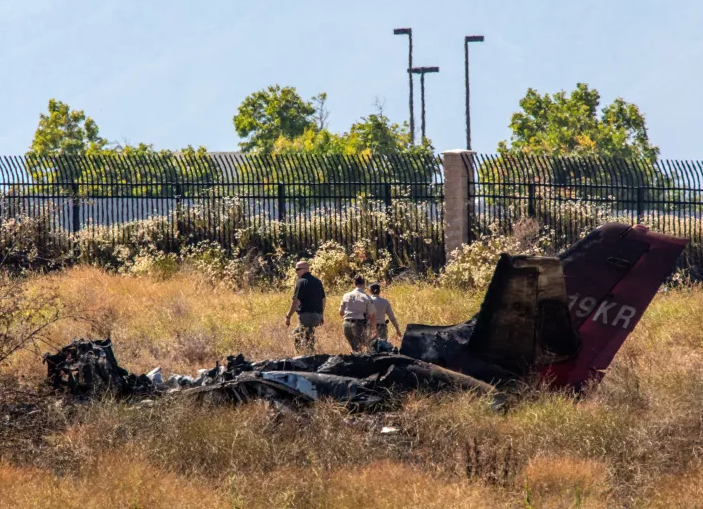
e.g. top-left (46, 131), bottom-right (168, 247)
top-left (306, 240), bottom-right (393, 290)
top-left (440, 219), bottom-right (551, 290)
top-left (0, 205), bottom-right (71, 271)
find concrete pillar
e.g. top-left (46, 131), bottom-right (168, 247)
top-left (443, 149), bottom-right (475, 260)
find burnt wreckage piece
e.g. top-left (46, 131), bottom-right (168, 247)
top-left (44, 339), bottom-right (495, 408)
top-left (401, 223), bottom-right (687, 389)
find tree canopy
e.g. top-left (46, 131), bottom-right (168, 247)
top-left (272, 113), bottom-right (432, 158)
top-left (498, 83), bottom-right (659, 162)
top-left (28, 99), bottom-right (109, 157)
top-left (25, 99), bottom-right (214, 195)
top-left (233, 85), bottom-right (316, 154)
top-left (233, 85), bottom-right (433, 158)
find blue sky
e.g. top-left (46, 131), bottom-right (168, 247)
top-left (1, 0), bottom-right (702, 159)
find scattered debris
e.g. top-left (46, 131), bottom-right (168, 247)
top-left (44, 338), bottom-right (496, 409)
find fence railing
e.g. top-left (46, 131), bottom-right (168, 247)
top-left (466, 153), bottom-right (703, 268)
top-left (2, 152), bottom-right (703, 271)
top-left (0, 153), bottom-right (445, 269)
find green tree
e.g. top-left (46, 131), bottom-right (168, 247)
top-left (25, 99), bottom-right (215, 196)
top-left (28, 99), bottom-right (109, 157)
top-left (498, 83), bottom-right (659, 161)
top-left (268, 112), bottom-right (437, 208)
top-left (233, 85), bottom-right (316, 154)
top-left (482, 84), bottom-right (665, 233)
top-left (273, 113), bottom-right (433, 158)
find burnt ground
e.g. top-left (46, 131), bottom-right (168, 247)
top-left (0, 376), bottom-right (73, 468)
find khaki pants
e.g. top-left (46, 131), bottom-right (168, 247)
top-left (293, 312), bottom-right (323, 354)
top-left (342, 319), bottom-right (369, 352)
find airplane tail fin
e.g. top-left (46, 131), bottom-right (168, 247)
top-left (542, 224), bottom-right (687, 387)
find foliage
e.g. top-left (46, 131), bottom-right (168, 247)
top-left (304, 240), bottom-right (392, 290)
top-left (266, 114), bottom-right (437, 191)
top-left (25, 99), bottom-right (216, 196)
top-left (0, 204), bottom-right (71, 271)
top-left (0, 275), bottom-right (64, 369)
top-left (440, 219), bottom-right (553, 290)
top-left (0, 208), bottom-right (67, 368)
top-left (498, 83), bottom-right (659, 162)
top-left (233, 84), bottom-right (434, 159)
top-left (234, 86), bottom-right (437, 187)
top-left (272, 113), bottom-right (433, 158)
top-left (27, 99), bottom-right (109, 158)
top-left (233, 85), bottom-right (316, 154)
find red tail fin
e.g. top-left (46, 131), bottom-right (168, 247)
top-left (542, 224), bottom-right (687, 388)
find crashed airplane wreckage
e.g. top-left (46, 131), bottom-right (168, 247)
top-left (44, 223), bottom-right (687, 407)
top-left (43, 341), bottom-right (496, 408)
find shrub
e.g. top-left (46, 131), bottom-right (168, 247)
top-left (307, 241), bottom-right (351, 289)
top-left (305, 239), bottom-right (393, 290)
top-left (440, 220), bottom-right (551, 290)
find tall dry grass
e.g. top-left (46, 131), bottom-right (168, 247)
top-left (2, 267), bottom-right (703, 507)
top-left (7, 266), bottom-right (482, 376)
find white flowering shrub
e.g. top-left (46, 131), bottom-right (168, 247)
top-left (307, 241), bottom-right (352, 289)
top-left (0, 200), bottom-right (71, 270)
top-left (303, 239), bottom-right (393, 290)
top-left (126, 249), bottom-right (179, 280)
top-left (440, 219), bottom-right (551, 290)
top-left (76, 215), bottom-right (173, 270)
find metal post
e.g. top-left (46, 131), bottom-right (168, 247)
top-left (528, 183), bottom-right (536, 217)
top-left (464, 35), bottom-right (484, 151)
top-left (637, 187), bottom-right (644, 223)
top-left (173, 182), bottom-right (182, 250)
top-left (394, 28), bottom-right (414, 145)
top-left (420, 73), bottom-right (426, 141)
top-left (411, 66), bottom-right (440, 143)
top-left (71, 182), bottom-right (80, 234)
top-left (408, 31), bottom-right (414, 145)
top-left (384, 182), bottom-right (393, 250)
top-left (277, 183), bottom-right (286, 222)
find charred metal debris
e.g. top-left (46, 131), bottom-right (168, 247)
top-left (43, 339), bottom-right (497, 410)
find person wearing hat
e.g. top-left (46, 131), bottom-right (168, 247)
top-left (339, 275), bottom-right (377, 352)
top-left (369, 282), bottom-right (402, 342)
top-left (285, 260), bottom-right (326, 353)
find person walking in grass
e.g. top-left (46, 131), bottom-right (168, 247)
top-left (369, 282), bottom-right (402, 342)
top-left (339, 275), bottom-right (377, 352)
top-left (285, 260), bottom-right (326, 354)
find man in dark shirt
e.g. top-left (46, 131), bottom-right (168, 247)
top-left (285, 260), bottom-right (326, 353)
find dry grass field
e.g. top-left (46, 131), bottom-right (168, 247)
top-left (2, 266), bottom-right (703, 508)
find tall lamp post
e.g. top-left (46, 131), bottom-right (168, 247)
top-left (464, 35), bottom-right (484, 150)
top-left (410, 66), bottom-right (440, 142)
top-left (393, 28), bottom-right (414, 145)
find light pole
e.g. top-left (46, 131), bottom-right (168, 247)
top-left (410, 66), bottom-right (440, 142)
top-left (464, 35), bottom-right (484, 150)
top-left (393, 28), bottom-right (414, 145)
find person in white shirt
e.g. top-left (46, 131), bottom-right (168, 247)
top-left (339, 275), bottom-right (377, 352)
top-left (369, 282), bottom-right (402, 341)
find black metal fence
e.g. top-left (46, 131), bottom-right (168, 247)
top-left (466, 153), bottom-right (703, 268)
top-left (2, 152), bottom-right (703, 270)
top-left (0, 153), bottom-right (445, 269)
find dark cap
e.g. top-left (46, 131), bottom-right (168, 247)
top-left (354, 275), bottom-right (365, 286)
top-left (369, 282), bottom-right (381, 294)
